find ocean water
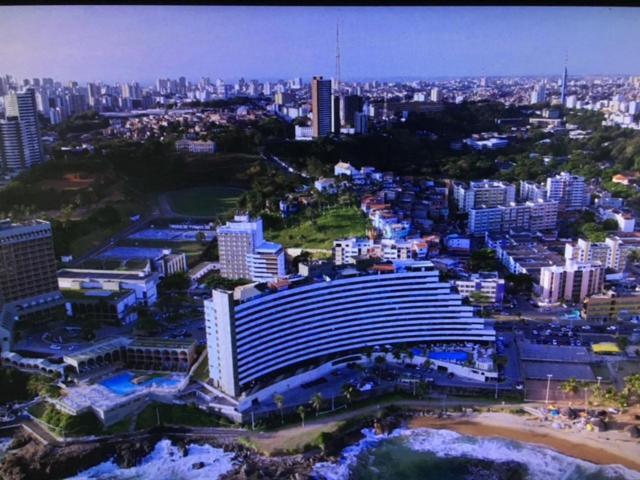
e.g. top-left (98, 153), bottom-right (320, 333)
top-left (313, 428), bottom-right (640, 480)
top-left (67, 439), bottom-right (236, 480)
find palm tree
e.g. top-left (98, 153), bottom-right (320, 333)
top-left (297, 405), bottom-right (306, 427)
top-left (274, 394), bottom-right (285, 424)
top-left (310, 392), bottom-right (323, 417)
top-left (342, 383), bottom-right (355, 405)
top-left (560, 378), bottom-right (579, 399)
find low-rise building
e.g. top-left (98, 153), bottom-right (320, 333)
top-left (175, 138), bottom-right (216, 154)
top-left (582, 290), bottom-right (640, 323)
top-left (452, 272), bottom-right (506, 304)
top-left (62, 288), bottom-right (138, 324)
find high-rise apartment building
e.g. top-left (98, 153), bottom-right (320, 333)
top-left (539, 259), bottom-right (604, 305)
top-left (311, 76), bottom-right (333, 138)
top-left (530, 84), bottom-right (546, 104)
top-left (546, 172), bottom-right (589, 210)
top-left (430, 87), bottom-right (443, 102)
top-left (468, 200), bottom-right (559, 235)
top-left (217, 215), bottom-right (285, 282)
top-left (453, 180), bottom-right (516, 213)
top-left (1, 89), bottom-right (44, 171)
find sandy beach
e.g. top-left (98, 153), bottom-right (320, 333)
top-left (408, 411), bottom-right (640, 472)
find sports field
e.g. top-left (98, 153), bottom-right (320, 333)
top-left (166, 186), bottom-right (245, 217)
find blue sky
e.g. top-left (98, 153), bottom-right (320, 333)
top-left (0, 6), bottom-right (638, 84)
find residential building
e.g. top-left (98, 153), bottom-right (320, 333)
top-left (539, 259), bottom-right (605, 305)
top-left (468, 200), bottom-right (558, 235)
top-left (519, 180), bottom-right (546, 202)
top-left (217, 214), bottom-right (285, 282)
top-left (205, 261), bottom-right (495, 398)
top-left (1, 89), bottom-right (45, 172)
top-left (546, 172), bottom-right (589, 210)
top-left (452, 272), bottom-right (506, 304)
top-left (430, 87), bottom-right (443, 102)
top-left (582, 290), bottom-right (640, 323)
top-left (530, 84), bottom-right (546, 104)
top-left (453, 180), bottom-right (516, 213)
top-left (599, 208), bottom-right (635, 232)
top-left (174, 139), bottom-right (216, 154)
top-left (333, 237), bottom-right (434, 265)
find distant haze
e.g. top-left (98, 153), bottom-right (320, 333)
top-left (0, 6), bottom-right (639, 84)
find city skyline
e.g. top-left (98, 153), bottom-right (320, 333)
top-left (1, 6), bottom-right (640, 84)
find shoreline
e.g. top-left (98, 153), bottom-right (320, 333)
top-left (408, 412), bottom-right (640, 472)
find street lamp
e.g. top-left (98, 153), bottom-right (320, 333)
top-left (545, 374), bottom-right (553, 405)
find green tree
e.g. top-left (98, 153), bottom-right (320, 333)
top-left (469, 248), bottom-right (500, 272)
top-left (342, 383), bottom-right (355, 405)
top-left (560, 378), bottom-right (579, 398)
top-left (274, 394), bottom-right (285, 424)
top-left (310, 392), bottom-right (323, 417)
top-left (297, 405), bottom-right (306, 427)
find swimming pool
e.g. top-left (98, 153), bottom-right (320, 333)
top-left (99, 372), bottom-right (183, 396)
top-left (428, 351), bottom-right (469, 362)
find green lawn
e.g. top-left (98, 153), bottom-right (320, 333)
top-left (267, 206), bottom-right (368, 249)
top-left (135, 403), bottom-right (227, 430)
top-left (167, 186), bottom-right (245, 217)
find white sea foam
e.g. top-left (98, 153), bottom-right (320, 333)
top-left (67, 438), bottom-right (236, 480)
top-left (312, 427), bottom-right (640, 480)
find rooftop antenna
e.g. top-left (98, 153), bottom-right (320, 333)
top-left (561, 51), bottom-right (568, 107)
top-left (335, 20), bottom-right (341, 96)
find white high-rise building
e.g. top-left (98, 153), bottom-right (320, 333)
top-left (530, 84), bottom-right (546, 104)
top-left (1, 89), bottom-right (44, 171)
top-left (430, 87), bottom-right (442, 102)
top-left (217, 215), bottom-right (285, 282)
top-left (546, 172), bottom-right (589, 210)
top-left (453, 180), bottom-right (516, 213)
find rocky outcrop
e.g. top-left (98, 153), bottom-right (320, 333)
top-left (0, 433), bottom-right (160, 480)
top-left (220, 450), bottom-right (320, 480)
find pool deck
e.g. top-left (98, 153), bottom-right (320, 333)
top-left (59, 372), bottom-right (187, 414)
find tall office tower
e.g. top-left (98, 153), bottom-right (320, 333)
top-left (178, 76), bottom-right (187, 95)
top-left (530, 84), bottom-right (546, 104)
top-left (32, 78), bottom-right (41, 88)
top-left (546, 171), bottom-right (589, 211)
top-left (22, 79), bottom-right (30, 87)
top-left (217, 214), bottom-right (285, 282)
top-left (0, 77), bottom-right (6, 96)
top-left (42, 78), bottom-right (54, 88)
top-left (331, 95), bottom-right (341, 133)
top-left (0, 220), bottom-right (64, 347)
top-left (453, 180), bottom-right (516, 213)
top-left (3, 89), bottom-right (44, 169)
top-left (354, 111), bottom-right (368, 135)
top-left (561, 66), bottom-right (568, 107)
top-left (311, 76), bottom-right (332, 137)
top-left (87, 83), bottom-right (100, 107)
top-left (343, 94), bottom-right (363, 127)
top-left (430, 87), bottom-right (443, 102)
